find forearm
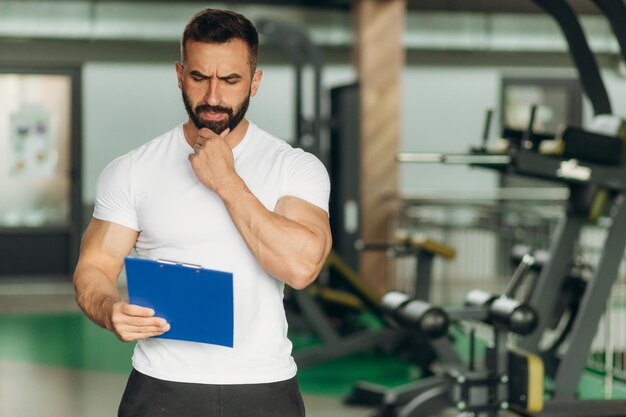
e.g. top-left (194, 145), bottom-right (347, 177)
top-left (219, 177), bottom-right (327, 289)
top-left (73, 264), bottom-right (121, 331)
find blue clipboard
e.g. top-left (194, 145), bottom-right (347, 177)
top-left (124, 257), bottom-right (234, 347)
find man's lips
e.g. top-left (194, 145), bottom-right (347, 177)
top-left (200, 111), bottom-right (227, 121)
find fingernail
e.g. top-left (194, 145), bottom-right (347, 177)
top-left (163, 324), bottom-right (171, 332)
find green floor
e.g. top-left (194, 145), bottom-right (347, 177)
top-left (0, 312), bottom-right (625, 400)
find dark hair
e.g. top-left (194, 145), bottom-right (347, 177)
top-left (181, 8), bottom-right (259, 73)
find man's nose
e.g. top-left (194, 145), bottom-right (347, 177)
top-left (204, 80), bottom-right (222, 106)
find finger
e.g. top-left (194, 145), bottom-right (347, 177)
top-left (118, 328), bottom-right (169, 342)
top-left (112, 316), bottom-right (170, 334)
top-left (219, 128), bottom-right (231, 138)
top-left (193, 143), bottom-right (203, 153)
top-left (198, 127), bottom-right (217, 138)
top-left (121, 320), bottom-right (171, 333)
top-left (122, 303), bottom-right (155, 317)
top-left (121, 315), bottom-right (169, 328)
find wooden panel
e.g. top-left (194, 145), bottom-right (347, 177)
top-left (354, 0), bottom-right (405, 294)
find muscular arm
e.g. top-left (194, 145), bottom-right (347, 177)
top-left (222, 183), bottom-right (331, 289)
top-left (73, 219), bottom-right (170, 341)
top-left (189, 128), bottom-right (332, 289)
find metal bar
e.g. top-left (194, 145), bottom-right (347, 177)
top-left (469, 328), bottom-right (476, 371)
top-left (591, 0), bottom-right (626, 66)
top-left (292, 290), bottom-right (340, 344)
top-left (400, 187), bottom-right (569, 202)
top-left (447, 306), bottom-right (490, 322)
top-left (604, 298), bottom-right (614, 399)
top-left (310, 33), bottom-right (324, 164)
top-left (532, 0), bottom-right (612, 116)
top-left (520, 213), bottom-right (585, 354)
top-left (415, 251), bottom-right (433, 300)
top-left (400, 150), bottom-right (626, 189)
top-left (481, 108), bottom-right (494, 150)
top-left (494, 331), bottom-right (509, 407)
top-left (539, 399), bottom-right (626, 416)
top-left (504, 253), bottom-right (536, 298)
top-left (522, 104), bottom-right (538, 150)
top-left (295, 62), bottom-right (304, 149)
top-left (396, 152), bottom-right (511, 165)
top-left (553, 194), bottom-right (626, 398)
top-left (293, 328), bottom-right (399, 369)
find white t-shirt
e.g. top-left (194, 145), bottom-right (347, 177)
top-left (93, 122), bottom-right (330, 384)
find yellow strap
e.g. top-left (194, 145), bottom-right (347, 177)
top-left (408, 234), bottom-right (457, 259)
top-left (589, 189), bottom-right (608, 222)
top-left (325, 251), bottom-right (382, 307)
top-left (307, 285), bottom-right (365, 310)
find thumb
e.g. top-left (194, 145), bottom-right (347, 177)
top-left (220, 128), bottom-right (231, 138)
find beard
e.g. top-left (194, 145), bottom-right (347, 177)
top-left (182, 90), bottom-right (250, 134)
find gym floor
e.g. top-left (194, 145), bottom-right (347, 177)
top-left (0, 282), bottom-right (373, 417)
top-left (0, 361), bottom-right (373, 417)
top-left (0, 282), bottom-right (625, 417)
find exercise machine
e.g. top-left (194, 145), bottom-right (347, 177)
top-left (366, 0), bottom-right (626, 414)
top-left (293, 236), bottom-right (456, 370)
top-left (371, 266), bottom-right (541, 417)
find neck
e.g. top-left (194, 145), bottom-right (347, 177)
top-left (183, 118), bottom-right (249, 149)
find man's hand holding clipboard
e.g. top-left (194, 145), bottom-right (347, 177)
top-left (124, 257), bottom-right (234, 347)
top-left (109, 301), bottom-right (171, 342)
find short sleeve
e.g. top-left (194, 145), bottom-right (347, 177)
top-left (279, 151), bottom-right (330, 214)
top-left (93, 154), bottom-right (140, 231)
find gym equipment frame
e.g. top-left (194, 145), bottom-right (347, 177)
top-left (370, 0), bottom-right (626, 415)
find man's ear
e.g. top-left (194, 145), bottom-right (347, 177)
top-left (250, 69), bottom-right (263, 97)
top-left (175, 61), bottom-right (184, 89)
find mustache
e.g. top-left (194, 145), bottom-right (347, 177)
top-left (195, 104), bottom-right (233, 116)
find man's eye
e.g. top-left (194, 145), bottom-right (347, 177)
top-left (224, 78), bottom-right (239, 85)
top-left (192, 76), bottom-right (204, 82)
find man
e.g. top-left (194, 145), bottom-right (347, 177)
top-left (73, 8), bottom-right (331, 417)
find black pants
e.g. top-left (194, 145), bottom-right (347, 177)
top-left (118, 369), bottom-right (306, 417)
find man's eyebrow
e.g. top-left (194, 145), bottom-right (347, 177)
top-left (188, 71), bottom-right (242, 80)
top-left (190, 70), bottom-right (209, 78)
top-left (219, 73), bottom-right (242, 80)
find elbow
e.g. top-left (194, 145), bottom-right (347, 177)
top-left (288, 266), bottom-right (318, 290)
top-left (286, 250), bottom-right (330, 290)
top-left (284, 232), bottom-right (332, 290)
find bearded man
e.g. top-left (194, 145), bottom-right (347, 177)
top-left (73, 8), bottom-right (331, 417)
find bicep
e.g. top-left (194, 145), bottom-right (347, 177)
top-left (76, 218), bottom-right (139, 282)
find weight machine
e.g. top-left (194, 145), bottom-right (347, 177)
top-left (348, 0), bottom-right (626, 415)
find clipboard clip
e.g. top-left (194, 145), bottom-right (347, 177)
top-left (157, 259), bottom-right (202, 269)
